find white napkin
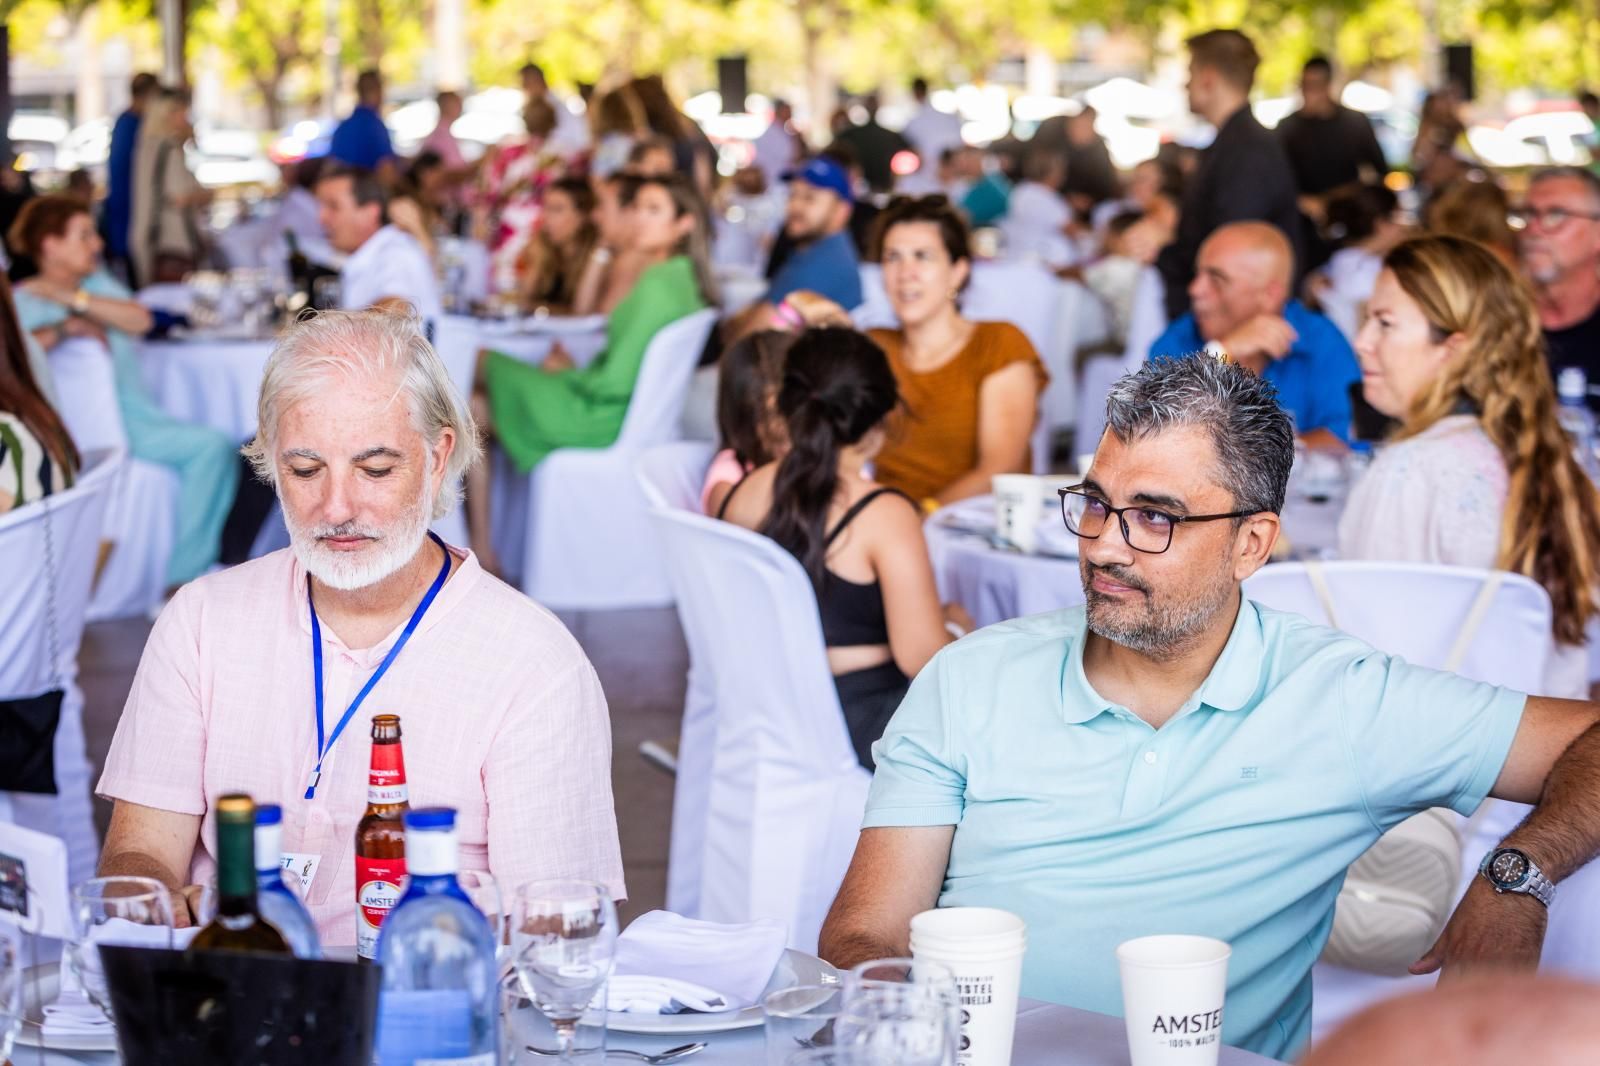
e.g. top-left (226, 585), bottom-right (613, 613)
top-left (44, 920), bottom-right (199, 1040)
top-left (607, 910), bottom-right (787, 1015)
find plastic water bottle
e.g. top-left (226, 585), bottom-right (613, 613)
top-left (374, 808), bottom-right (498, 1066)
top-left (1556, 367), bottom-right (1597, 475)
top-left (252, 804), bottom-right (321, 958)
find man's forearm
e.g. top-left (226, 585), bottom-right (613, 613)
top-left (1502, 719), bottom-right (1600, 883)
top-left (97, 847), bottom-right (185, 889)
top-left (818, 919), bottom-right (910, 973)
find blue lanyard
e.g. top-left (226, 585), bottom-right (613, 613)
top-left (304, 532), bottom-right (451, 800)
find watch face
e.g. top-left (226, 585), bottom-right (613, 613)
top-left (1490, 850), bottom-right (1531, 888)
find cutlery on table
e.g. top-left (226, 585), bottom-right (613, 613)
top-left (525, 1040), bottom-right (707, 1063)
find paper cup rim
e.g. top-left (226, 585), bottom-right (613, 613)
top-left (910, 906), bottom-right (1027, 940)
top-left (1115, 934), bottom-right (1232, 969)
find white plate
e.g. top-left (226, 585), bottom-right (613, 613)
top-left (602, 948), bottom-right (838, 1035)
top-left (16, 963), bottom-right (119, 1053)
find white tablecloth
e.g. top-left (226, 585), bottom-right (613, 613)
top-left (930, 492), bottom-right (1346, 629)
top-left (138, 336), bottom-right (277, 442)
top-left (36, 996), bottom-right (1282, 1065)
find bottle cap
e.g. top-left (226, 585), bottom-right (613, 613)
top-left (215, 793), bottom-right (255, 825)
top-left (255, 804), bottom-right (283, 827)
top-left (403, 807), bottom-right (456, 831)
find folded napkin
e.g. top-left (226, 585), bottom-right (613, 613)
top-left (44, 920), bottom-right (199, 1041)
top-left (607, 911), bottom-right (787, 1015)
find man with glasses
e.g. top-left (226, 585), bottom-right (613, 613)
top-left (819, 353), bottom-right (1600, 1062)
top-left (1516, 167), bottom-right (1600, 396)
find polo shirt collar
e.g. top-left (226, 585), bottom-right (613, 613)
top-left (1060, 595), bottom-right (1265, 724)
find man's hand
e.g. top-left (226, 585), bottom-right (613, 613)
top-left (1220, 314), bottom-right (1298, 369)
top-left (1410, 879), bottom-right (1546, 982)
top-left (172, 884), bottom-right (208, 928)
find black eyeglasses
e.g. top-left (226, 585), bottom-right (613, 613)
top-left (1509, 206), bottom-right (1600, 232)
top-left (1058, 486), bottom-right (1258, 555)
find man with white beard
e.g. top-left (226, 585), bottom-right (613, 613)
top-left (95, 309), bottom-right (625, 946)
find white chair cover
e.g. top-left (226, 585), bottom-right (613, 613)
top-left (46, 338), bottom-right (177, 621)
top-left (851, 264), bottom-right (895, 333)
top-left (635, 441), bottom-right (717, 512)
top-left (1071, 266), bottom-right (1166, 462)
top-left (519, 309), bottom-right (719, 609)
top-left (650, 506), bottom-right (870, 951)
top-left (0, 451), bottom-right (120, 888)
top-left (1038, 280), bottom-right (1110, 469)
top-left (1243, 562), bottom-right (1567, 1037)
top-left (138, 337), bottom-right (276, 441)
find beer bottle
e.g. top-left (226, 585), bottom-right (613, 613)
top-left (355, 714), bottom-right (410, 961)
top-left (191, 793), bottom-right (292, 954)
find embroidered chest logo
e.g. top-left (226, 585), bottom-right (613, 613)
top-left (1239, 766), bottom-right (1259, 781)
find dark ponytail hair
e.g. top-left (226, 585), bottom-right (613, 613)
top-left (758, 327), bottom-right (899, 586)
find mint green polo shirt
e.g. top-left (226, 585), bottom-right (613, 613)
top-left (863, 599), bottom-right (1527, 1062)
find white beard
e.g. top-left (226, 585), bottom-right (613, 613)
top-left (285, 484), bottom-right (437, 591)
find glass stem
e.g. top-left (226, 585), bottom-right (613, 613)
top-left (553, 1018), bottom-right (577, 1060)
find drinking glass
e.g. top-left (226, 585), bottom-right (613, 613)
top-left (838, 958), bottom-right (959, 1066)
top-left (501, 969), bottom-right (606, 1062)
top-left (512, 880), bottom-right (618, 1060)
top-left (764, 984), bottom-right (842, 1066)
top-left (785, 1049), bottom-right (864, 1066)
top-left (68, 876), bottom-right (176, 1018)
top-left (0, 928), bottom-right (21, 1062)
top-left (457, 870), bottom-right (505, 962)
top-left (312, 276), bottom-right (342, 311)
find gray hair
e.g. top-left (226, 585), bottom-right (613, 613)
top-left (242, 309), bottom-right (481, 520)
top-left (1103, 354), bottom-right (1294, 514)
top-left (1529, 166), bottom-right (1600, 211)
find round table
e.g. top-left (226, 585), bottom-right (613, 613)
top-left (929, 492), bottom-right (1347, 630)
top-left (138, 334), bottom-right (277, 441)
top-left (33, 996), bottom-right (1282, 1065)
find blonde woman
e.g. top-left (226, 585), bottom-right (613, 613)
top-left (129, 88), bottom-right (210, 284)
top-left (1340, 233), bottom-right (1600, 698)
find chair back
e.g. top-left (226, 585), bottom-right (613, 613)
top-left (636, 442), bottom-right (717, 512)
top-left (851, 264), bottom-right (896, 332)
top-left (0, 450), bottom-right (120, 698)
top-left (650, 506), bottom-right (870, 949)
top-left (1243, 561), bottom-right (1551, 691)
top-left (962, 261), bottom-right (1061, 359)
top-left (1120, 265), bottom-right (1167, 372)
top-left (47, 338), bottom-right (127, 453)
top-left (615, 309), bottom-right (720, 448)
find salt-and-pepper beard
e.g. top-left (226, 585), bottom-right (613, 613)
top-left (285, 481), bottom-right (437, 592)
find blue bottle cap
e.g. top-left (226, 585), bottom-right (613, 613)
top-left (255, 804), bottom-right (283, 826)
top-left (403, 807), bottom-right (457, 831)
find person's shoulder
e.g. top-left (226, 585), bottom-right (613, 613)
top-left (158, 549), bottom-right (297, 627)
top-left (1150, 313), bottom-right (1201, 355)
top-left (972, 319), bottom-right (1035, 357)
top-left (866, 326), bottom-right (903, 352)
top-left (1287, 301), bottom-right (1354, 351)
top-left (1249, 599), bottom-right (1381, 673)
top-left (453, 564), bottom-right (593, 672)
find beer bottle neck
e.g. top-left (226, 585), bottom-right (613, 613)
top-left (368, 739), bottom-right (409, 806)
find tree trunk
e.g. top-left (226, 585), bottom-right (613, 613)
top-left (75, 7), bottom-right (106, 124)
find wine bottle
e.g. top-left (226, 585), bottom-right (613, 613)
top-left (191, 793), bottom-right (292, 954)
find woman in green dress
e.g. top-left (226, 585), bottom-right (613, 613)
top-left (11, 195), bottom-right (238, 587)
top-left (467, 172), bottom-right (717, 574)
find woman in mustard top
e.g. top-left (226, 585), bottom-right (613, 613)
top-left (867, 196), bottom-right (1046, 506)
top-left (467, 173), bottom-right (716, 574)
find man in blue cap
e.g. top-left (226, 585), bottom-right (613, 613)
top-left (725, 156), bottom-right (864, 339)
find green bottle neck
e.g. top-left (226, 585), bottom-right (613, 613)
top-left (216, 817), bottom-right (260, 915)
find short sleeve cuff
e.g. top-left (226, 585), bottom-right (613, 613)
top-left (861, 803), bottom-right (963, 829)
top-left (1448, 688), bottom-right (1528, 817)
top-left (95, 774), bottom-right (207, 817)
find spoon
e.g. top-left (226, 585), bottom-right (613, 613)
top-left (525, 1040), bottom-right (707, 1063)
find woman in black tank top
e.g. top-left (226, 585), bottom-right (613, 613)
top-left (718, 327), bottom-right (972, 768)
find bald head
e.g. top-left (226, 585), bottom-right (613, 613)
top-left (1302, 976), bottom-right (1600, 1066)
top-left (1190, 222), bottom-right (1294, 341)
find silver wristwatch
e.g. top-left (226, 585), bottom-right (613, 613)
top-left (1479, 847), bottom-right (1555, 907)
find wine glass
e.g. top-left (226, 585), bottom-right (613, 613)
top-left (0, 927), bottom-right (21, 1061)
top-left (68, 877), bottom-right (176, 1018)
top-left (511, 880), bottom-right (618, 1060)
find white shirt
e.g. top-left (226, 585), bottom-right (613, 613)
top-left (899, 102), bottom-right (964, 194)
top-left (751, 120), bottom-right (799, 188)
top-left (543, 92), bottom-right (591, 160)
top-left (1337, 415), bottom-right (1587, 699)
top-left (1000, 181), bottom-right (1076, 268)
top-left (340, 224), bottom-right (442, 323)
top-left (1317, 247), bottom-right (1383, 344)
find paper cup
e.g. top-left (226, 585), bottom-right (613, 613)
top-left (1116, 935), bottom-right (1231, 1066)
top-left (909, 908), bottom-right (1027, 1066)
top-left (992, 475), bottom-right (1044, 553)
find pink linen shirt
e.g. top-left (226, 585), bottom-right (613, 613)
top-left (97, 542), bottom-right (625, 948)
top-left (420, 123), bottom-right (467, 170)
